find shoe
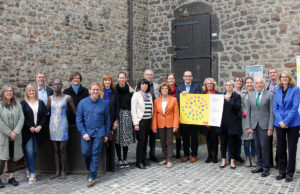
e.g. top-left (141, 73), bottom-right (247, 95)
top-left (261, 171), bottom-right (270, 177)
top-left (219, 164), bottom-right (226, 168)
top-left (274, 164), bottom-right (278, 169)
top-left (142, 161), bottom-right (149, 166)
top-left (230, 165), bottom-right (236, 169)
top-left (205, 157), bottom-right (212, 163)
top-left (251, 167), bottom-right (263, 173)
top-left (245, 157), bottom-right (251, 167)
top-left (167, 162), bottom-right (172, 168)
top-left (236, 156), bottom-right (244, 163)
top-left (119, 160), bottom-right (124, 169)
top-left (159, 160), bottom-right (167, 165)
top-left (136, 163), bottom-right (146, 169)
top-left (87, 179), bottom-right (95, 187)
top-left (285, 175), bottom-right (293, 182)
top-left (123, 160), bottom-right (130, 168)
top-left (0, 179), bottom-right (4, 188)
top-left (181, 156), bottom-right (189, 163)
top-left (275, 174), bottom-right (286, 180)
top-left (8, 177), bottom-right (19, 186)
top-left (149, 156), bottom-right (158, 162)
top-left (190, 157), bottom-right (197, 163)
top-left (29, 174), bottom-right (36, 184)
top-left (176, 153), bottom-right (181, 159)
top-left (251, 156), bottom-right (257, 167)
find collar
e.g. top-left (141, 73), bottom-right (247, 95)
top-left (256, 89), bottom-right (264, 94)
top-left (89, 96), bottom-right (100, 103)
top-left (185, 82), bottom-right (191, 87)
top-left (37, 86), bottom-right (46, 91)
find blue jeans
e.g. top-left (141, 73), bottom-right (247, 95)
top-left (81, 136), bottom-right (104, 180)
top-left (244, 140), bottom-right (256, 157)
top-left (25, 135), bottom-right (38, 174)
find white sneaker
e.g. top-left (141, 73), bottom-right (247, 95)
top-left (123, 160), bottom-right (129, 168)
top-left (29, 174), bottom-right (36, 184)
top-left (119, 160), bottom-right (124, 168)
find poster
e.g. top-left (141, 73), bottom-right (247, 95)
top-left (296, 55), bottom-right (300, 172)
top-left (180, 94), bottom-right (224, 127)
top-left (245, 65), bottom-right (263, 80)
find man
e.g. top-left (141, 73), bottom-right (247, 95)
top-left (246, 77), bottom-right (274, 177)
top-left (143, 69), bottom-right (159, 162)
top-left (76, 83), bottom-right (110, 187)
top-left (176, 71), bottom-right (201, 163)
top-left (265, 67), bottom-right (279, 168)
top-left (36, 72), bottom-right (54, 106)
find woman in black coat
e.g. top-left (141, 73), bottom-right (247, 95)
top-left (21, 83), bottom-right (47, 184)
top-left (220, 80), bottom-right (242, 169)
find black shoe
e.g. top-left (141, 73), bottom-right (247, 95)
top-left (285, 175), bottom-right (293, 182)
top-left (8, 177), bottom-right (19, 186)
top-left (274, 164), bottom-right (278, 169)
top-left (275, 174), bottom-right (286, 180)
top-left (176, 153), bottom-right (181, 159)
top-left (236, 157), bottom-right (244, 163)
top-left (230, 165), bottom-right (236, 169)
top-left (0, 179), bottom-right (4, 188)
top-left (251, 167), bottom-right (263, 173)
top-left (136, 163), bottom-right (146, 169)
top-left (219, 164), bottom-right (226, 168)
top-left (213, 156), bottom-right (218, 163)
top-left (149, 156), bottom-right (158, 162)
top-left (205, 157), bottom-right (212, 163)
top-left (142, 160), bottom-right (149, 166)
top-left (261, 171), bottom-right (270, 177)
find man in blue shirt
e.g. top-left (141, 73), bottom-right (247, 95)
top-left (76, 83), bottom-right (110, 187)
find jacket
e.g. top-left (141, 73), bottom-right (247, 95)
top-left (131, 91), bottom-right (153, 125)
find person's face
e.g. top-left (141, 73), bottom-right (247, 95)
top-left (225, 82), bottom-right (234, 92)
top-left (280, 73), bottom-right (290, 85)
top-left (140, 83), bottom-right (148, 92)
top-left (27, 87), bottom-right (37, 99)
top-left (144, 70), bottom-right (153, 83)
top-left (254, 78), bottom-right (264, 92)
top-left (71, 75), bottom-right (81, 85)
top-left (167, 75), bottom-right (175, 86)
top-left (89, 84), bottom-right (100, 100)
top-left (4, 87), bottom-right (13, 101)
top-left (161, 86), bottom-right (169, 96)
top-left (234, 78), bottom-right (243, 90)
top-left (245, 79), bottom-right (254, 91)
top-left (205, 80), bottom-right (214, 91)
top-left (183, 71), bottom-right (193, 84)
top-left (268, 69), bottom-right (278, 81)
top-left (118, 74), bottom-right (126, 86)
top-left (104, 79), bottom-right (112, 89)
top-left (53, 80), bottom-right (63, 92)
top-left (36, 73), bottom-right (46, 85)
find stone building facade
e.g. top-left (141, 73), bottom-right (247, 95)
top-left (0, 0), bottom-right (299, 96)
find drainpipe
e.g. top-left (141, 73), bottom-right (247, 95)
top-left (128, 0), bottom-right (133, 86)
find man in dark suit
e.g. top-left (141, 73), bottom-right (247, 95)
top-left (176, 71), bottom-right (201, 163)
top-left (246, 77), bottom-right (274, 177)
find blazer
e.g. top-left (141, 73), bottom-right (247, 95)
top-left (102, 89), bottom-right (119, 129)
top-left (245, 90), bottom-right (274, 130)
top-left (273, 86), bottom-right (300, 127)
top-left (0, 102), bottom-right (24, 161)
top-left (63, 85), bottom-right (89, 124)
top-left (152, 96), bottom-right (179, 130)
top-left (21, 100), bottom-right (47, 148)
top-left (131, 91), bottom-right (153, 125)
top-left (175, 82), bottom-right (201, 106)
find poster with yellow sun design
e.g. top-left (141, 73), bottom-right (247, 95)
top-left (180, 94), bottom-right (224, 127)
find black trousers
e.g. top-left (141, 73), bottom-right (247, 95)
top-left (220, 126), bottom-right (239, 159)
top-left (135, 119), bottom-right (151, 165)
top-left (181, 124), bottom-right (198, 157)
top-left (105, 132), bottom-right (115, 171)
top-left (253, 125), bottom-right (270, 172)
top-left (0, 141), bottom-right (16, 175)
top-left (276, 126), bottom-right (300, 176)
top-left (206, 130), bottom-right (218, 159)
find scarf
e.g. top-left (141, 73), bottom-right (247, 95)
top-left (140, 90), bottom-right (151, 102)
top-left (71, 84), bottom-right (80, 95)
top-left (104, 88), bottom-right (111, 102)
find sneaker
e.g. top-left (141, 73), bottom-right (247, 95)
top-left (8, 177), bottom-right (19, 186)
top-left (119, 160), bottom-right (124, 169)
top-left (0, 179), bottom-right (4, 188)
top-left (29, 174), bottom-right (36, 184)
top-left (87, 179), bottom-right (95, 187)
top-left (123, 160), bottom-right (129, 168)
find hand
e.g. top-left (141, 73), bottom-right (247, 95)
top-left (173, 128), bottom-right (177, 133)
top-left (83, 134), bottom-right (90, 141)
top-left (279, 121), bottom-right (288, 128)
top-left (104, 137), bottom-right (108, 142)
top-left (10, 132), bottom-right (18, 141)
top-left (153, 129), bottom-right (157, 133)
top-left (181, 91), bottom-right (187, 94)
top-left (225, 95), bottom-right (231, 101)
top-left (247, 128), bottom-right (253, 134)
top-left (35, 126), bottom-right (42, 133)
top-left (267, 130), bottom-right (273, 136)
top-left (113, 121), bottom-right (118, 130)
top-left (29, 127), bottom-right (35, 133)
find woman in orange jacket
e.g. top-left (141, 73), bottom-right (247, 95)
top-left (152, 82), bottom-right (179, 168)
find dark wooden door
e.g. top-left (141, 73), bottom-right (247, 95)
top-left (172, 14), bottom-right (211, 86)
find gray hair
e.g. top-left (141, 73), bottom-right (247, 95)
top-left (0, 85), bottom-right (17, 107)
top-left (144, 69), bottom-right (153, 75)
top-left (36, 71), bottom-right (47, 77)
top-left (225, 80), bottom-right (235, 87)
top-left (254, 77), bottom-right (265, 83)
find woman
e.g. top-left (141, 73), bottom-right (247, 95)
top-left (0, 85), bottom-right (24, 188)
top-left (152, 82), bottom-right (179, 168)
top-left (234, 77), bottom-right (244, 94)
top-left (240, 77), bottom-right (256, 167)
top-left (131, 79), bottom-right (153, 169)
top-left (273, 71), bottom-right (300, 182)
top-left (100, 74), bottom-right (118, 172)
top-left (47, 79), bottom-right (76, 179)
top-left (166, 73), bottom-right (181, 159)
top-left (115, 72), bottom-right (135, 169)
top-left (200, 78), bottom-right (220, 163)
top-left (21, 84), bottom-right (47, 184)
top-left (220, 80), bottom-right (242, 169)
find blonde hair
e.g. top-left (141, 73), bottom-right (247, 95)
top-left (24, 83), bottom-right (38, 101)
top-left (159, 82), bottom-right (171, 94)
top-left (202, 77), bottom-right (218, 93)
top-left (277, 70), bottom-right (296, 88)
top-left (100, 74), bottom-right (115, 98)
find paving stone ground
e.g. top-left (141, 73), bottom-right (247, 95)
top-left (0, 144), bottom-right (300, 194)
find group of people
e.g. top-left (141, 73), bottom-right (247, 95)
top-left (0, 67), bottom-right (299, 188)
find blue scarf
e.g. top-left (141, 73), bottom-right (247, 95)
top-left (104, 88), bottom-right (111, 102)
top-left (71, 84), bottom-right (80, 95)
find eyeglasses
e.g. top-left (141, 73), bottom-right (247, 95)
top-left (183, 75), bottom-right (192, 78)
top-left (281, 76), bottom-right (288, 79)
top-left (206, 83), bottom-right (213, 85)
top-left (225, 84), bottom-right (233, 87)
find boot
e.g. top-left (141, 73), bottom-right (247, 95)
top-left (245, 156), bottom-right (251, 167)
top-left (176, 138), bottom-right (181, 159)
top-left (251, 156), bottom-right (257, 167)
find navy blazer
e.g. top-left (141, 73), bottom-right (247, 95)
top-left (273, 86), bottom-right (300, 127)
top-left (175, 82), bottom-right (201, 104)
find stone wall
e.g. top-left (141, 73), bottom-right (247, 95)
top-left (147, 0), bottom-right (300, 90)
top-left (0, 0), bottom-right (128, 97)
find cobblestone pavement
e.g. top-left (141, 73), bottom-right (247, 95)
top-left (0, 144), bottom-right (300, 194)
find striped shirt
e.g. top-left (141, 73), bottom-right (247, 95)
top-left (142, 98), bottom-right (153, 119)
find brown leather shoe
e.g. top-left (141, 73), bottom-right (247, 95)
top-left (190, 157), bottom-right (197, 163)
top-left (181, 156), bottom-right (189, 162)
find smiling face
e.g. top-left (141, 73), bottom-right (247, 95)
top-left (234, 77), bottom-right (243, 90)
top-left (144, 70), bottom-right (153, 83)
top-left (205, 81), bottom-right (214, 92)
top-left (280, 73), bottom-right (290, 85)
top-left (245, 78), bottom-right (254, 92)
top-left (27, 86), bottom-right (37, 100)
top-left (118, 73), bottom-right (126, 86)
top-left (104, 79), bottom-right (112, 89)
top-left (140, 83), bottom-right (148, 92)
top-left (225, 81), bottom-right (234, 92)
top-left (36, 73), bottom-right (46, 86)
top-left (254, 77), bottom-right (265, 92)
top-left (4, 87), bottom-right (14, 102)
top-left (167, 74), bottom-right (175, 86)
top-left (268, 69), bottom-right (278, 82)
top-left (71, 75), bottom-right (81, 85)
top-left (183, 71), bottom-right (193, 85)
top-left (89, 84), bottom-right (100, 101)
